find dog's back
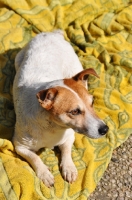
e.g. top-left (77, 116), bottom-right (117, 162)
top-left (14, 30), bottom-right (83, 87)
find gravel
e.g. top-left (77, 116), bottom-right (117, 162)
top-left (89, 135), bottom-right (132, 200)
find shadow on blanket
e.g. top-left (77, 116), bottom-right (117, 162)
top-left (0, 49), bottom-right (20, 140)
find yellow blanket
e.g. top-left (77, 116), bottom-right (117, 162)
top-left (0, 0), bottom-right (132, 199)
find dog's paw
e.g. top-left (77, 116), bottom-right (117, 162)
top-left (60, 160), bottom-right (78, 183)
top-left (36, 165), bottom-right (54, 188)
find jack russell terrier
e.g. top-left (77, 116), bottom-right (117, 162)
top-left (13, 30), bottom-right (109, 188)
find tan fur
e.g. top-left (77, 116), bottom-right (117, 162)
top-left (64, 78), bottom-right (97, 117)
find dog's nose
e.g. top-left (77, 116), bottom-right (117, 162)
top-left (98, 125), bottom-right (109, 135)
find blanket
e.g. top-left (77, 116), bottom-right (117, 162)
top-left (0, 0), bottom-right (132, 199)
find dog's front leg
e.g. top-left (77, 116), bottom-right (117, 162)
top-left (15, 146), bottom-right (54, 187)
top-left (59, 140), bottom-right (78, 183)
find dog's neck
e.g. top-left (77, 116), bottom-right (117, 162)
top-left (32, 112), bottom-right (74, 149)
top-left (36, 110), bottom-right (69, 133)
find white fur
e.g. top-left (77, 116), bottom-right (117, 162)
top-left (13, 30), bottom-right (83, 187)
top-left (15, 31), bottom-right (83, 86)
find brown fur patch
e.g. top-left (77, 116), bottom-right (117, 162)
top-left (64, 78), bottom-right (97, 117)
top-left (51, 86), bottom-right (81, 115)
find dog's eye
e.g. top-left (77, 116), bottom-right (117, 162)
top-left (70, 108), bottom-right (82, 115)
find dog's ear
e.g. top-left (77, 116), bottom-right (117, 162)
top-left (73, 68), bottom-right (99, 89)
top-left (36, 88), bottom-right (58, 110)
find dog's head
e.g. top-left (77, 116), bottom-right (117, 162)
top-left (36, 68), bottom-right (109, 139)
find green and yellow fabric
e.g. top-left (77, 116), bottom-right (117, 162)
top-left (0, 0), bottom-right (132, 199)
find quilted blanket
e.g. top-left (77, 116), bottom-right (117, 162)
top-left (0, 0), bottom-right (132, 199)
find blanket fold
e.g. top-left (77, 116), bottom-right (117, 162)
top-left (0, 0), bottom-right (132, 199)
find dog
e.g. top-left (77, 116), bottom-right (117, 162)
top-left (13, 30), bottom-right (109, 188)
